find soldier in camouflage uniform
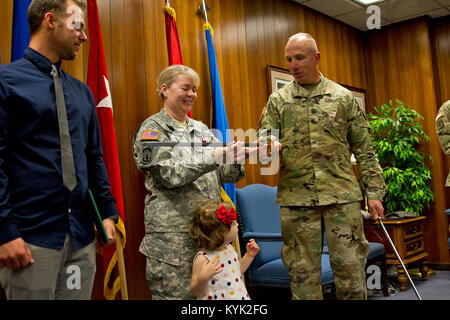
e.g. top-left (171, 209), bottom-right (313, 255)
top-left (133, 65), bottom-right (245, 300)
top-left (436, 100), bottom-right (450, 187)
top-left (257, 33), bottom-right (386, 300)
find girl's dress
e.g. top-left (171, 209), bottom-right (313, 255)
top-left (194, 243), bottom-right (250, 300)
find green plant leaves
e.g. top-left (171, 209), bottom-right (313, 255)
top-left (368, 100), bottom-right (434, 216)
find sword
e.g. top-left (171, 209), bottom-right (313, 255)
top-left (141, 141), bottom-right (260, 148)
top-left (142, 138), bottom-right (277, 157)
top-left (377, 217), bottom-right (422, 300)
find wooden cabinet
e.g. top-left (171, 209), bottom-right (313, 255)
top-left (369, 216), bottom-right (429, 291)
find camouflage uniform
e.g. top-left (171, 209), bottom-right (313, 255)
top-left (436, 100), bottom-right (450, 187)
top-left (258, 74), bottom-right (386, 300)
top-left (133, 109), bottom-right (245, 300)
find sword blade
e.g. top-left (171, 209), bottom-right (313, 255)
top-left (142, 142), bottom-right (261, 147)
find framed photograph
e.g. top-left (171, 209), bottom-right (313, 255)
top-left (341, 84), bottom-right (367, 113)
top-left (266, 65), bottom-right (294, 96)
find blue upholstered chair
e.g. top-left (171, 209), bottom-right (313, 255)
top-left (235, 184), bottom-right (334, 288)
top-left (236, 183), bottom-right (389, 297)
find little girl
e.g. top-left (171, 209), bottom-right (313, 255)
top-left (189, 200), bottom-right (259, 300)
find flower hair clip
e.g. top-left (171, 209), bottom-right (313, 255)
top-left (216, 205), bottom-right (237, 225)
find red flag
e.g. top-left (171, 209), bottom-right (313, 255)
top-left (163, 5), bottom-right (191, 118)
top-left (87, 0), bottom-right (126, 300)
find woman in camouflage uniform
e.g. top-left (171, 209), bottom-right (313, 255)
top-left (133, 65), bottom-right (245, 299)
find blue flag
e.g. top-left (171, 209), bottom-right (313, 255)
top-left (11, 0), bottom-right (31, 62)
top-left (204, 26), bottom-right (236, 204)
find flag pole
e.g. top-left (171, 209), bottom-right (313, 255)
top-left (115, 227), bottom-right (128, 300)
top-left (200, 0), bottom-right (209, 23)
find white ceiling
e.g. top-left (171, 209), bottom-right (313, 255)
top-left (292, 0), bottom-right (450, 31)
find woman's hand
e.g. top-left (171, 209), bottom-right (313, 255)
top-left (211, 141), bottom-right (246, 164)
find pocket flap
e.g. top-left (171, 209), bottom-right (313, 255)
top-left (139, 235), bottom-right (181, 266)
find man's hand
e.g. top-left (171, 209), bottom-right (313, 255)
top-left (368, 199), bottom-right (384, 220)
top-left (258, 135), bottom-right (282, 162)
top-left (102, 218), bottom-right (117, 246)
top-left (0, 238), bottom-right (34, 269)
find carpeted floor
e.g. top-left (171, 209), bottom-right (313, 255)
top-left (368, 269), bottom-right (450, 300)
top-left (245, 265), bottom-right (450, 300)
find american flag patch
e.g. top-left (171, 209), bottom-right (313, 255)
top-left (141, 130), bottom-right (160, 141)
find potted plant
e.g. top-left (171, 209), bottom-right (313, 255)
top-left (367, 99), bottom-right (434, 216)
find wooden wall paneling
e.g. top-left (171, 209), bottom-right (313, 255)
top-left (218, 0), bottom-right (251, 188)
top-left (218, 1), bottom-right (242, 133)
top-left (314, 13), bottom-right (330, 79)
top-left (143, 0), bottom-right (161, 117)
top-left (116, 0), bottom-right (149, 300)
top-left (364, 18), bottom-right (449, 263)
top-left (413, 20), bottom-right (450, 264)
top-left (324, 16), bottom-right (340, 81)
top-left (107, 0), bottom-right (128, 300)
top-left (432, 18), bottom-right (450, 104)
top-left (414, 19), bottom-right (447, 262)
top-left (122, 0), bottom-right (153, 300)
top-left (243, 0), bottom-right (274, 187)
top-left (286, 0), bottom-right (303, 37)
top-left (234, 0), bottom-right (258, 187)
top-left (338, 22), bottom-right (351, 85)
top-left (272, 0), bottom-right (291, 68)
top-left (0, 0), bottom-right (13, 65)
top-left (385, 27), bottom-right (399, 102)
top-left (431, 17), bottom-right (450, 214)
top-left (348, 28), bottom-right (365, 89)
top-left (364, 32), bottom-right (381, 112)
top-left (346, 28), bottom-right (359, 88)
top-left (262, 0), bottom-right (276, 66)
top-left (355, 32), bottom-right (368, 90)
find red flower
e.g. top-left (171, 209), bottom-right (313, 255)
top-left (216, 205), bottom-right (237, 225)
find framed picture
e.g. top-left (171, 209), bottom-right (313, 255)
top-left (341, 84), bottom-right (367, 113)
top-left (266, 65), bottom-right (294, 96)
